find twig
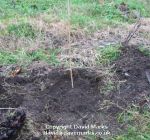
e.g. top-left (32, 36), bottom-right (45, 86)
top-left (145, 70), bottom-right (150, 84)
top-left (67, 0), bottom-right (74, 88)
top-left (122, 18), bottom-right (141, 46)
top-left (100, 100), bottom-right (139, 115)
top-left (0, 108), bottom-right (17, 110)
top-left (0, 107), bottom-right (26, 110)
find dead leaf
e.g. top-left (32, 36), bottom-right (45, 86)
top-left (99, 0), bottom-right (104, 5)
top-left (10, 66), bottom-right (21, 77)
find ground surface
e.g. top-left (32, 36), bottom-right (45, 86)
top-left (0, 0), bottom-right (150, 140)
top-left (0, 46), bottom-right (150, 140)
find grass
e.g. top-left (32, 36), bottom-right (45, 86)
top-left (111, 106), bottom-right (150, 140)
top-left (0, 0), bottom-right (62, 20)
top-left (0, 48), bottom-right (60, 66)
top-left (85, 135), bottom-right (98, 140)
top-left (84, 106), bottom-right (150, 140)
top-left (96, 45), bottom-right (121, 64)
top-left (7, 23), bottom-right (37, 38)
top-left (138, 46), bottom-right (150, 56)
top-left (0, 0), bottom-right (149, 30)
top-left (100, 79), bottom-right (115, 95)
top-left (0, 1), bottom-right (150, 139)
top-left (96, 45), bottom-right (120, 95)
top-left (96, 44), bottom-right (150, 140)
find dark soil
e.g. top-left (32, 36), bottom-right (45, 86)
top-left (112, 46), bottom-right (150, 105)
top-left (102, 46), bottom-right (150, 118)
top-left (0, 46), bottom-right (150, 140)
top-left (0, 109), bottom-right (26, 140)
top-left (0, 68), bottom-right (117, 140)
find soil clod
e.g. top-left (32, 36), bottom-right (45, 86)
top-left (0, 109), bottom-right (26, 140)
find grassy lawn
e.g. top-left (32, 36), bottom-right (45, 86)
top-left (0, 0), bottom-right (149, 66)
top-left (0, 0), bottom-right (149, 29)
top-left (0, 48), bottom-right (60, 66)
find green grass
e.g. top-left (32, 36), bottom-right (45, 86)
top-left (84, 134), bottom-right (98, 140)
top-left (66, 0), bottom-right (149, 30)
top-left (138, 46), bottom-right (150, 56)
top-left (0, 0), bottom-right (149, 30)
top-left (0, 0), bottom-right (62, 20)
top-left (111, 106), bottom-right (150, 140)
top-left (96, 45), bottom-right (120, 96)
top-left (96, 45), bottom-right (121, 64)
top-left (0, 48), bottom-right (60, 66)
top-left (7, 23), bottom-right (37, 38)
top-left (100, 79), bottom-right (115, 95)
top-left (0, 1), bottom-right (150, 139)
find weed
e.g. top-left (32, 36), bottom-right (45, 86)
top-left (0, 0), bottom-right (63, 19)
top-left (84, 134), bottom-right (98, 140)
top-left (0, 51), bottom-right (17, 64)
top-left (138, 46), bottom-right (150, 56)
top-left (100, 79), bottom-right (115, 95)
top-left (0, 0), bottom-right (149, 30)
top-left (7, 23), bottom-right (37, 38)
top-left (111, 106), bottom-right (150, 140)
top-left (28, 48), bottom-right (60, 65)
top-left (0, 48), bottom-right (60, 66)
top-left (96, 45), bottom-right (121, 65)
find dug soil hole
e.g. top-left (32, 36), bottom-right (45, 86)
top-left (0, 68), bottom-right (119, 139)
